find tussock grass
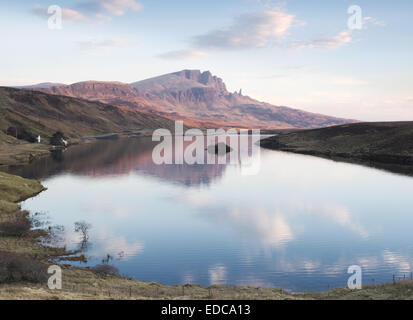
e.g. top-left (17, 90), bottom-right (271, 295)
top-left (0, 200), bottom-right (19, 215)
top-left (296, 280), bottom-right (413, 300)
top-left (0, 171), bottom-right (45, 203)
top-left (4, 265), bottom-right (413, 300)
top-left (0, 251), bottom-right (47, 284)
top-left (0, 264), bottom-right (302, 300)
top-left (261, 121), bottom-right (413, 175)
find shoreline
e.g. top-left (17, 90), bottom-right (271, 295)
top-left (0, 129), bottom-right (156, 169)
top-left (260, 122), bottom-right (413, 176)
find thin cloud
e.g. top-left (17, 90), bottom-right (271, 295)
top-left (79, 0), bottom-right (143, 16)
top-left (32, 5), bottom-right (88, 23)
top-left (98, 0), bottom-right (143, 15)
top-left (292, 30), bottom-right (352, 50)
top-left (157, 50), bottom-right (210, 60)
top-left (77, 38), bottom-right (131, 50)
top-left (330, 76), bottom-right (368, 86)
top-left (94, 13), bottom-right (113, 24)
top-left (289, 15), bottom-right (383, 50)
top-left (363, 16), bottom-right (386, 28)
top-left (61, 8), bottom-right (88, 22)
top-left (258, 74), bottom-right (294, 80)
top-left (192, 9), bottom-right (295, 50)
top-left (258, 65), bottom-right (315, 78)
top-left (284, 65), bottom-right (314, 71)
top-left (32, 0), bottom-right (142, 24)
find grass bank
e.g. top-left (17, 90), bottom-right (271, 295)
top-left (261, 121), bottom-right (413, 176)
top-left (0, 132), bottom-right (52, 167)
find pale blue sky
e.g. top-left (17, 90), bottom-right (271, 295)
top-left (0, 0), bottom-right (412, 121)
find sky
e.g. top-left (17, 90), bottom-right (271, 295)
top-left (0, 0), bottom-right (412, 121)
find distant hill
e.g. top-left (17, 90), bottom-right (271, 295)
top-left (261, 122), bottom-right (413, 175)
top-left (14, 82), bottom-right (66, 89)
top-left (0, 86), bottom-right (175, 140)
top-left (29, 70), bottom-right (356, 129)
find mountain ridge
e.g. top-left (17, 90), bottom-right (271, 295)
top-left (25, 70), bottom-right (357, 129)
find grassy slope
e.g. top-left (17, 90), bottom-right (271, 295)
top-left (2, 262), bottom-right (413, 300)
top-left (0, 171), bottom-right (45, 203)
top-left (261, 122), bottom-right (413, 174)
top-left (0, 133), bottom-right (51, 167)
top-left (0, 86), bottom-right (175, 139)
top-left (0, 171), bottom-right (68, 260)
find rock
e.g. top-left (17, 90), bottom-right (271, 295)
top-left (207, 142), bottom-right (233, 155)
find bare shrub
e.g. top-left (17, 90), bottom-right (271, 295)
top-left (74, 221), bottom-right (92, 253)
top-left (92, 264), bottom-right (120, 277)
top-left (74, 221), bottom-right (91, 241)
top-left (102, 254), bottom-right (113, 264)
top-left (0, 252), bottom-right (47, 283)
top-left (0, 217), bottom-right (31, 237)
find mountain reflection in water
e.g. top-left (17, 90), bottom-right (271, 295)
top-left (7, 137), bottom-right (234, 186)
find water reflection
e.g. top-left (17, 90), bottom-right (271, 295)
top-left (7, 137), bottom-right (228, 186)
top-left (9, 137), bottom-right (413, 291)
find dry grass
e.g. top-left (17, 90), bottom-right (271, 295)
top-left (0, 171), bottom-right (45, 203)
top-left (3, 265), bottom-right (413, 300)
top-left (297, 280), bottom-right (413, 300)
top-left (0, 171), bottom-right (73, 260)
top-left (0, 264), bottom-right (301, 300)
top-left (0, 200), bottom-right (19, 215)
top-left (0, 143), bottom-right (51, 167)
top-left (0, 131), bottom-right (51, 167)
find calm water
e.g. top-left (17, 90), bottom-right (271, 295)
top-left (6, 136), bottom-right (413, 292)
